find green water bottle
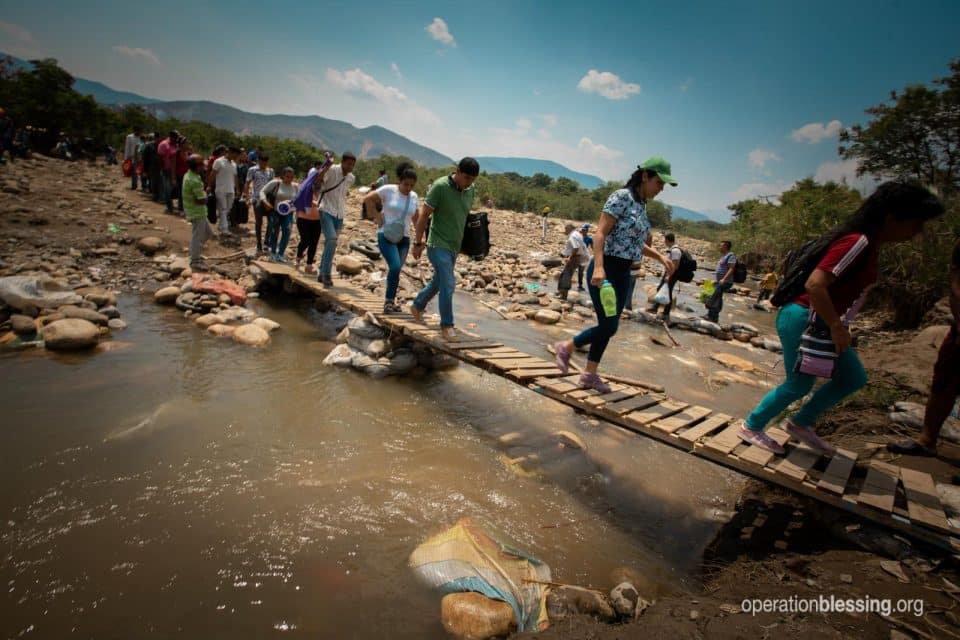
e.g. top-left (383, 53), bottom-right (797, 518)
top-left (599, 280), bottom-right (617, 317)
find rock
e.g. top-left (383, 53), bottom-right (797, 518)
top-left (387, 350), bottom-right (418, 375)
top-left (762, 337), bottom-right (783, 353)
top-left (0, 275), bottom-right (84, 311)
top-left (98, 305), bottom-right (121, 319)
top-left (218, 306), bottom-right (256, 323)
top-left (59, 305), bottom-right (109, 325)
top-left (610, 582), bottom-right (640, 618)
top-left (207, 324), bottom-right (235, 338)
top-left (351, 353), bottom-right (391, 378)
top-left (194, 313), bottom-right (224, 329)
top-left (167, 257), bottom-right (190, 274)
top-left (108, 318), bottom-right (127, 330)
top-left (10, 314), bottom-right (36, 335)
top-left (218, 293), bottom-right (232, 305)
top-left (546, 585), bottom-right (616, 622)
top-left (534, 309), bottom-right (561, 324)
top-left (154, 286), bottom-right (181, 305)
top-left (252, 317), bottom-right (280, 333)
top-left (335, 327), bottom-right (350, 344)
top-left (440, 592), bottom-right (516, 640)
top-left (554, 430), bottom-right (586, 450)
top-left (347, 315), bottom-right (387, 339)
top-left (233, 323), bottom-right (270, 347)
top-left (336, 255), bottom-right (365, 275)
top-left (840, 573), bottom-right (853, 583)
top-left (323, 344), bottom-right (357, 367)
top-left (77, 287), bottom-right (117, 307)
top-left (916, 324), bottom-right (951, 349)
top-left (136, 236), bottom-right (166, 255)
top-left (37, 312), bottom-right (65, 327)
top-left (41, 318), bottom-right (99, 350)
top-left (731, 322), bottom-right (760, 336)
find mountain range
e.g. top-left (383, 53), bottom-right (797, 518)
top-left (474, 156), bottom-right (605, 189)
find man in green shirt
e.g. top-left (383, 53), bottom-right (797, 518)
top-left (183, 155), bottom-right (213, 271)
top-left (410, 157), bottom-right (480, 339)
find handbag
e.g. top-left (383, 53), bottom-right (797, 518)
top-left (383, 191), bottom-right (412, 244)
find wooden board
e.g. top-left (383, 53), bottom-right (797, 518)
top-left (899, 467), bottom-right (953, 534)
top-left (677, 414), bottom-right (731, 444)
top-left (856, 462), bottom-right (900, 513)
top-left (627, 400), bottom-right (688, 427)
top-left (772, 445), bottom-right (821, 483)
top-left (737, 427), bottom-right (790, 468)
top-left (567, 384), bottom-right (625, 401)
top-left (817, 449), bottom-right (858, 496)
top-left (584, 388), bottom-right (643, 407)
top-left (483, 358), bottom-right (555, 370)
top-left (702, 424), bottom-right (743, 455)
top-left (650, 405), bottom-right (712, 435)
top-left (442, 340), bottom-right (505, 350)
top-left (601, 394), bottom-right (660, 416)
top-left (508, 368), bottom-right (567, 380)
top-left (533, 377), bottom-right (580, 394)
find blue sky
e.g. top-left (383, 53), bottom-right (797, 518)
top-left (0, 0), bottom-right (958, 218)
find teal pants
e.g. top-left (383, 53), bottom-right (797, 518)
top-left (745, 302), bottom-right (867, 431)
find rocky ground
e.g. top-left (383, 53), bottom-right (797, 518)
top-left (4, 157), bottom-right (960, 639)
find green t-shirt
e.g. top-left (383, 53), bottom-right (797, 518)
top-left (425, 175), bottom-right (475, 252)
top-left (182, 170), bottom-right (208, 220)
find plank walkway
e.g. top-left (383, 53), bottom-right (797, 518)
top-left (255, 260), bottom-right (960, 550)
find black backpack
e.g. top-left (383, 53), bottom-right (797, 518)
top-left (675, 249), bottom-right (697, 283)
top-left (770, 235), bottom-right (834, 307)
top-left (733, 261), bottom-right (748, 284)
top-left (460, 211), bottom-right (491, 260)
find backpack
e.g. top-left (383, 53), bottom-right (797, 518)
top-left (675, 249), bottom-right (697, 283)
top-left (733, 261), bottom-right (747, 284)
top-left (460, 211), bottom-right (491, 260)
top-left (769, 235), bottom-right (834, 307)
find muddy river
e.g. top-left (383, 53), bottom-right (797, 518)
top-left (0, 275), bottom-right (779, 638)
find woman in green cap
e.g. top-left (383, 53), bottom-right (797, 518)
top-left (554, 157), bottom-right (677, 392)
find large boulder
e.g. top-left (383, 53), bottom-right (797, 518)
top-left (207, 324), bottom-right (235, 338)
top-left (323, 344), bottom-right (357, 367)
top-left (336, 255), bottom-right (365, 275)
top-left (534, 309), bottom-right (561, 325)
top-left (59, 305), bottom-right (109, 326)
top-left (387, 349), bottom-right (418, 376)
top-left (10, 314), bottom-right (37, 335)
top-left (154, 286), bottom-right (181, 305)
top-left (233, 323), bottom-right (270, 347)
top-left (137, 236), bottom-right (166, 255)
top-left (41, 318), bottom-right (99, 351)
top-left (440, 593), bottom-right (516, 640)
top-left (0, 275), bottom-right (83, 311)
top-left (347, 315), bottom-right (387, 339)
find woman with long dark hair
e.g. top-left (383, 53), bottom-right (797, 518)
top-left (363, 162), bottom-right (419, 312)
top-left (738, 182), bottom-right (944, 455)
top-left (554, 157), bottom-right (678, 393)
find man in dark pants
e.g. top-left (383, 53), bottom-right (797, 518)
top-left (647, 232), bottom-right (682, 321)
top-left (705, 240), bottom-right (737, 323)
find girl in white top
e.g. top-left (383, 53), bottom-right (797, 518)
top-left (259, 167), bottom-right (299, 263)
top-left (362, 162), bottom-right (420, 313)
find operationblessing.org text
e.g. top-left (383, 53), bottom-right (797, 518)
top-left (740, 595), bottom-right (923, 618)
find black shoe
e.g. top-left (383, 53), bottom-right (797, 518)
top-left (320, 275), bottom-right (333, 287)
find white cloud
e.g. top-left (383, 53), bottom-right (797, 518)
top-left (390, 62), bottom-right (402, 80)
top-left (515, 117), bottom-right (532, 131)
top-left (790, 120), bottom-right (842, 144)
top-left (537, 128), bottom-right (551, 140)
top-left (326, 67), bottom-right (406, 104)
top-left (0, 21), bottom-right (34, 44)
top-left (748, 148), bottom-right (780, 170)
top-left (814, 157), bottom-right (876, 192)
top-left (578, 137), bottom-right (623, 161)
top-left (322, 67), bottom-right (441, 133)
top-left (425, 18), bottom-right (456, 47)
top-left (113, 45), bottom-right (162, 67)
top-left (577, 69), bottom-right (640, 100)
top-left (0, 21), bottom-right (40, 58)
top-left (541, 114), bottom-right (558, 127)
top-left (729, 181), bottom-right (791, 203)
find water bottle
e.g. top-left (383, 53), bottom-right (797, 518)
top-left (600, 280), bottom-right (617, 317)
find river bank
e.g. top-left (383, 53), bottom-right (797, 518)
top-left (3, 156), bottom-right (960, 639)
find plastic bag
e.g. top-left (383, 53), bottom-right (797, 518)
top-left (697, 279), bottom-right (715, 303)
top-left (654, 283), bottom-right (671, 305)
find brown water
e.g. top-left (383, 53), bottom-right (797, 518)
top-left (0, 281), bottom-right (778, 638)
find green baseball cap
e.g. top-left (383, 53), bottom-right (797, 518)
top-left (638, 156), bottom-right (678, 186)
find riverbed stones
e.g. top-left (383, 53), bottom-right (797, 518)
top-left (233, 323), bottom-right (270, 347)
top-left (440, 593), bottom-right (516, 640)
top-left (10, 314), bottom-right (36, 335)
top-left (59, 305), bottom-right (109, 325)
top-left (207, 323), bottom-right (235, 337)
top-left (252, 317), bottom-right (280, 333)
top-left (154, 286), bottom-right (181, 305)
top-left (98, 305), bottom-right (121, 319)
top-left (194, 313), bottom-right (224, 329)
top-left (336, 255), bottom-right (365, 275)
top-left (136, 236), bottom-right (166, 255)
top-left (41, 318), bottom-right (99, 350)
top-left (108, 318), bottom-right (127, 330)
top-left (534, 309), bottom-right (561, 324)
top-left (78, 287), bottom-right (117, 307)
top-left (546, 585), bottom-right (616, 622)
top-left (323, 344), bottom-right (356, 367)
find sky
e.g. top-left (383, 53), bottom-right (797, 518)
top-left (0, 0), bottom-right (958, 219)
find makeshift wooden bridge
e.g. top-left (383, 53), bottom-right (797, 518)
top-left (255, 259), bottom-right (960, 550)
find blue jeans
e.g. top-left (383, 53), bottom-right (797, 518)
top-left (706, 280), bottom-right (734, 322)
top-left (320, 211), bottom-right (344, 277)
top-left (377, 232), bottom-right (410, 303)
top-left (573, 256), bottom-right (632, 364)
top-left (130, 169), bottom-right (138, 190)
top-left (413, 247), bottom-right (457, 327)
top-left (265, 212), bottom-right (292, 257)
top-left (162, 173), bottom-right (174, 212)
top-left (746, 302), bottom-right (867, 431)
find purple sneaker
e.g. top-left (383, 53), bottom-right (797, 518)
top-left (737, 423), bottom-right (786, 455)
top-left (578, 372), bottom-right (612, 394)
top-left (784, 418), bottom-right (836, 456)
top-left (554, 341), bottom-right (572, 374)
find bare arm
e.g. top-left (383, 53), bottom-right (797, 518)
top-left (642, 244), bottom-right (675, 277)
top-left (805, 268), bottom-right (851, 352)
top-left (411, 203), bottom-right (434, 259)
top-left (363, 191), bottom-right (383, 227)
top-left (590, 212), bottom-right (617, 281)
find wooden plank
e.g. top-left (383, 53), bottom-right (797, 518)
top-left (900, 467), bottom-right (954, 534)
top-left (738, 427), bottom-right (790, 468)
top-left (483, 358), bottom-right (554, 369)
top-left (817, 449), bottom-right (858, 496)
top-left (532, 377), bottom-right (580, 394)
top-left (584, 387), bottom-right (643, 407)
top-left (567, 384), bottom-right (625, 401)
top-left (601, 394), bottom-right (660, 416)
top-left (772, 445), bottom-right (822, 483)
top-left (701, 424), bottom-right (743, 455)
top-left (509, 368), bottom-right (567, 380)
top-left (466, 350), bottom-right (528, 359)
top-left (627, 400), bottom-right (688, 427)
top-left (856, 462), bottom-right (899, 513)
top-left (650, 405), bottom-right (712, 435)
top-left (677, 414), bottom-right (731, 444)
top-left (443, 340), bottom-right (505, 350)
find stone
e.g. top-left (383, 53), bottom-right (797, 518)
top-left (136, 236), bottom-right (166, 255)
top-left (233, 323), bottom-right (270, 347)
top-left (546, 586), bottom-right (616, 622)
top-left (554, 430), bottom-right (586, 450)
top-left (252, 317), bottom-right (280, 333)
top-left (154, 286), bottom-right (181, 305)
top-left (534, 309), bottom-right (561, 324)
top-left (335, 327), bottom-right (350, 344)
top-left (207, 324), bottom-right (235, 338)
top-left (218, 293), bottom-right (232, 305)
top-left (98, 305), bottom-right (121, 319)
top-left (839, 573), bottom-right (853, 583)
top-left (387, 350), bottom-right (418, 376)
top-left (78, 287), bottom-right (117, 307)
top-left (11, 314), bottom-right (36, 335)
top-left (336, 255), bottom-right (365, 275)
top-left (440, 593), bottom-right (516, 640)
top-left (610, 582), bottom-right (640, 617)
top-left (59, 305), bottom-right (109, 325)
top-left (41, 318), bottom-right (99, 350)
top-left (167, 257), bottom-right (190, 274)
top-left (194, 313), bottom-right (224, 329)
top-left (108, 318), bottom-right (127, 330)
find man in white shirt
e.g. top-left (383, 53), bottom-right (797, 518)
top-left (558, 222), bottom-right (589, 300)
top-left (124, 127), bottom-right (141, 190)
top-left (208, 146), bottom-right (240, 236)
top-left (317, 152), bottom-right (357, 286)
top-left (648, 232), bottom-right (683, 321)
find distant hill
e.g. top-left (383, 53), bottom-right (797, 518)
top-left (667, 204), bottom-right (712, 222)
top-left (73, 78), bottom-right (160, 105)
top-left (474, 157), bottom-right (605, 189)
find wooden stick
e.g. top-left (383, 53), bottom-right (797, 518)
top-left (661, 320), bottom-right (681, 347)
top-left (477, 298), bottom-right (509, 320)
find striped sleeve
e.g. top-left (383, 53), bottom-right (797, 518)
top-left (818, 234), bottom-right (869, 277)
